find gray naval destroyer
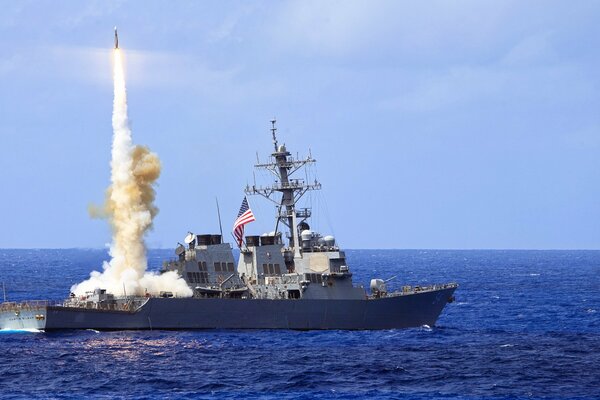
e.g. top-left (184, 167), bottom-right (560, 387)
top-left (0, 122), bottom-right (457, 331)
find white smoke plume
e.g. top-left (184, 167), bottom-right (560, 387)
top-left (71, 49), bottom-right (192, 298)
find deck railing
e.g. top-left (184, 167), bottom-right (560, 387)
top-left (370, 282), bottom-right (458, 299)
top-left (0, 300), bottom-right (61, 311)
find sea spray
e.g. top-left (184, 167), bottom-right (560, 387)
top-left (71, 48), bottom-right (191, 297)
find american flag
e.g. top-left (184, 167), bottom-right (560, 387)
top-left (233, 197), bottom-right (256, 247)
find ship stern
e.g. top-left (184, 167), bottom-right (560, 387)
top-left (0, 301), bottom-right (48, 331)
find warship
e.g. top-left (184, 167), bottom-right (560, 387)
top-left (0, 122), bottom-right (457, 331)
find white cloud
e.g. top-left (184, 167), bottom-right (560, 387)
top-left (206, 4), bottom-right (256, 43)
top-left (268, 0), bottom-right (518, 59)
top-left (379, 61), bottom-right (592, 113)
top-left (379, 66), bottom-right (503, 112)
top-left (120, 49), bottom-right (285, 104)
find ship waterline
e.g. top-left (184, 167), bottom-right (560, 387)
top-left (0, 284), bottom-right (456, 331)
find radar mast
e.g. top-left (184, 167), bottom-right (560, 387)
top-left (245, 120), bottom-right (321, 258)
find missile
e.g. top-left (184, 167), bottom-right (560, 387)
top-left (114, 27), bottom-right (119, 49)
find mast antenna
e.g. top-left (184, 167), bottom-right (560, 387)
top-left (270, 119), bottom-right (278, 151)
top-left (2, 282), bottom-right (6, 302)
top-left (215, 197), bottom-right (224, 239)
top-left (246, 119), bottom-right (321, 258)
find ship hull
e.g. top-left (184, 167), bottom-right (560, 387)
top-left (1, 287), bottom-right (456, 331)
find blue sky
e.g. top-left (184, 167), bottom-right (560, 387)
top-left (0, 1), bottom-right (599, 249)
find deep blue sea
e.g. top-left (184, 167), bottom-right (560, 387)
top-left (0, 249), bottom-right (599, 399)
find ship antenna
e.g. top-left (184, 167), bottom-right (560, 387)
top-left (215, 197), bottom-right (224, 239)
top-left (270, 119), bottom-right (278, 152)
top-left (2, 282), bottom-right (6, 302)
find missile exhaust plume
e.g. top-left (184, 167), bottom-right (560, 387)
top-left (71, 43), bottom-right (192, 298)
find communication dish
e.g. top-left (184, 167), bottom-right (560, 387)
top-left (184, 232), bottom-right (195, 244)
top-left (175, 244), bottom-right (185, 256)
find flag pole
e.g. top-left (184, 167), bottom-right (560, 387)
top-left (230, 232), bottom-right (247, 251)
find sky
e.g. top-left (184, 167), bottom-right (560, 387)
top-left (0, 0), bottom-right (599, 249)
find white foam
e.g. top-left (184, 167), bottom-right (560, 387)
top-left (0, 328), bottom-right (44, 333)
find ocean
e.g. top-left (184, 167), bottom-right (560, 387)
top-left (0, 249), bottom-right (598, 399)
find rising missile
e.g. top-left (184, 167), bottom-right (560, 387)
top-left (114, 27), bottom-right (119, 49)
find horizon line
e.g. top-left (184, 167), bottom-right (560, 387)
top-left (0, 247), bottom-right (599, 252)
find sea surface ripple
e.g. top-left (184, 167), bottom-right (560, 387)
top-left (0, 249), bottom-right (599, 399)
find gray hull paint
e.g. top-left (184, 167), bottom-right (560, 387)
top-left (24, 286), bottom-right (456, 331)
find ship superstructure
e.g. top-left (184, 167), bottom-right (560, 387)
top-left (238, 120), bottom-right (365, 301)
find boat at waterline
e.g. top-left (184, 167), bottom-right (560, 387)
top-left (0, 122), bottom-right (457, 331)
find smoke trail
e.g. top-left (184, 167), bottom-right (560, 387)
top-left (71, 49), bottom-right (192, 297)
